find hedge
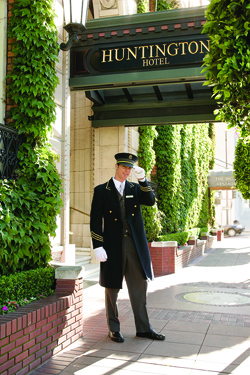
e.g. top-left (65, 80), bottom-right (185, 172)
top-left (158, 232), bottom-right (190, 246)
top-left (0, 267), bottom-right (55, 306)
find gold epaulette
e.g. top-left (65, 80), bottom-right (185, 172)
top-left (91, 231), bottom-right (104, 242)
top-left (140, 185), bottom-right (152, 192)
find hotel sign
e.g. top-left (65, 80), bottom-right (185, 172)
top-left (208, 170), bottom-right (236, 190)
top-left (73, 35), bottom-right (210, 76)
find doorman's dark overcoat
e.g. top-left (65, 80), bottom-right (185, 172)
top-left (90, 178), bottom-right (155, 289)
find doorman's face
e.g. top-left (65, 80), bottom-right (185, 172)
top-left (115, 164), bottom-right (132, 182)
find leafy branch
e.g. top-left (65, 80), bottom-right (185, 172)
top-left (202, 0), bottom-right (250, 139)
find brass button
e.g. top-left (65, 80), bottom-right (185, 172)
top-left (132, 214), bottom-right (134, 216)
top-left (110, 211), bottom-right (112, 213)
top-left (115, 218), bottom-right (117, 221)
top-left (134, 205), bottom-right (137, 207)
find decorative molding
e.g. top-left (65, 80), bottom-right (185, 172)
top-left (84, 20), bottom-right (206, 42)
top-left (100, 0), bottom-right (117, 10)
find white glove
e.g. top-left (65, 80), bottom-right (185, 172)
top-left (94, 247), bottom-right (108, 262)
top-left (134, 166), bottom-right (145, 180)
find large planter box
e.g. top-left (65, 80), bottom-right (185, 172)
top-left (0, 267), bottom-right (84, 375)
top-left (148, 241), bottom-right (176, 276)
top-left (149, 236), bottom-right (214, 277)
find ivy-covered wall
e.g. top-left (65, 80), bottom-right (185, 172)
top-left (138, 126), bottom-right (163, 242)
top-left (154, 124), bottom-right (215, 234)
top-left (0, 0), bottom-right (62, 275)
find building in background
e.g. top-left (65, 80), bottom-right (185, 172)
top-left (212, 123), bottom-right (248, 227)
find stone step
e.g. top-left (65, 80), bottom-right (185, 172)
top-left (75, 247), bottom-right (92, 266)
top-left (80, 263), bottom-right (100, 280)
top-left (75, 255), bottom-right (92, 266)
top-left (75, 247), bottom-right (91, 256)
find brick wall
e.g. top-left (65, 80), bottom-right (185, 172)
top-left (0, 277), bottom-right (83, 375)
top-left (149, 237), bottom-right (214, 277)
top-left (149, 243), bottom-right (176, 276)
top-left (149, 0), bottom-right (155, 12)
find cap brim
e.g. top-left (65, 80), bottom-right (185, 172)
top-left (116, 161), bottom-right (134, 167)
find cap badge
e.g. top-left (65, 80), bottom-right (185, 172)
top-left (129, 155), bottom-right (132, 159)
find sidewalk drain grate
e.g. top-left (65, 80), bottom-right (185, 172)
top-left (176, 291), bottom-right (250, 307)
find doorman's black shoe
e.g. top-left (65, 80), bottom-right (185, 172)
top-left (109, 331), bottom-right (125, 343)
top-left (136, 330), bottom-right (165, 340)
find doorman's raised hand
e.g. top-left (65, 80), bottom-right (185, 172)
top-left (134, 166), bottom-right (145, 180)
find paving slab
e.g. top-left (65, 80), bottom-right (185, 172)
top-left (165, 321), bottom-right (209, 333)
top-left (202, 333), bottom-right (250, 350)
top-left (161, 330), bottom-right (205, 345)
top-left (143, 341), bottom-right (200, 359)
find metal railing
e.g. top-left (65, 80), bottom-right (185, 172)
top-left (0, 123), bottom-right (22, 180)
top-left (70, 207), bottom-right (90, 216)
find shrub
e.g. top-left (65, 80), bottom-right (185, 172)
top-left (158, 232), bottom-right (190, 246)
top-left (188, 228), bottom-right (200, 237)
top-left (0, 267), bottom-right (55, 306)
top-left (199, 227), bottom-right (209, 235)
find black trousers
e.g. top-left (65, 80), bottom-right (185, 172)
top-left (105, 233), bottom-right (152, 333)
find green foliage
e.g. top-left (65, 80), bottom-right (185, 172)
top-left (200, 227), bottom-right (209, 234)
top-left (138, 126), bottom-right (163, 242)
top-left (208, 123), bottom-right (216, 169)
top-left (202, 0), bottom-right (250, 139)
top-left (138, 126), bottom-right (157, 175)
top-left (188, 228), bottom-right (200, 237)
top-left (137, 0), bottom-right (148, 13)
top-left (0, 267), bottom-right (55, 308)
top-left (1, 297), bottom-right (44, 315)
top-left (157, 226), bottom-right (209, 245)
top-left (141, 203), bottom-right (163, 242)
top-left (233, 138), bottom-right (250, 199)
top-left (0, 0), bottom-right (62, 275)
top-left (154, 0), bottom-right (178, 11)
top-left (7, 0), bottom-right (59, 144)
top-left (156, 0), bottom-right (171, 11)
top-left (158, 232), bottom-right (189, 246)
top-left (154, 125), bottom-right (182, 233)
top-left (154, 124), bottom-right (215, 234)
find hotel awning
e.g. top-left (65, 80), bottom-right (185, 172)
top-left (69, 6), bottom-right (218, 128)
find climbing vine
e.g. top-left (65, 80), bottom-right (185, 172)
top-left (154, 124), bottom-right (215, 234)
top-left (0, 0), bottom-right (62, 275)
top-left (137, 0), bottom-right (148, 13)
top-left (154, 125), bottom-right (182, 233)
top-left (138, 127), bottom-right (163, 242)
top-left (202, 0), bottom-right (250, 139)
top-left (138, 127), bottom-right (157, 175)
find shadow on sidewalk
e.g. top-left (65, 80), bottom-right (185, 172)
top-left (219, 348), bottom-right (250, 374)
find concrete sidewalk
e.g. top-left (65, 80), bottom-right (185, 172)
top-left (30, 233), bottom-right (250, 375)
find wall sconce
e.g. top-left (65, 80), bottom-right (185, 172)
top-left (60, 0), bottom-right (89, 51)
